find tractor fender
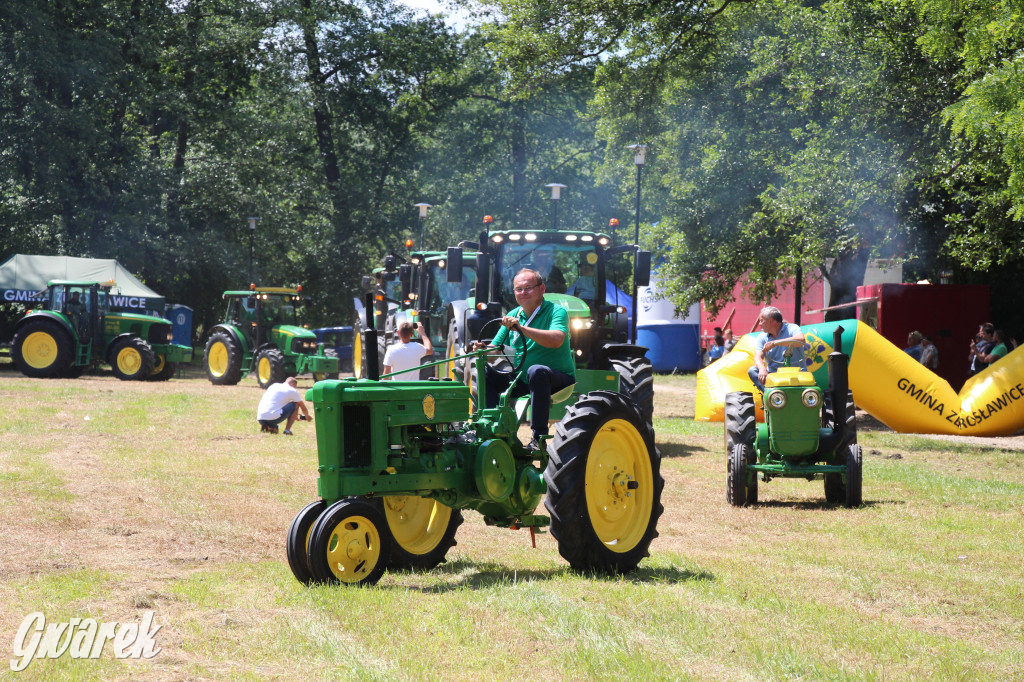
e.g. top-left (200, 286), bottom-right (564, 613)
top-left (208, 324), bottom-right (250, 357)
top-left (14, 311), bottom-right (76, 340)
top-left (596, 342), bottom-right (649, 367)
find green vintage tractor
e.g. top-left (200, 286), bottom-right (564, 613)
top-left (725, 324), bottom-right (861, 507)
top-left (11, 280), bottom-right (192, 380)
top-left (444, 224), bottom-right (654, 426)
top-left (286, 316), bottom-right (664, 586)
top-left (203, 286), bottom-right (338, 388)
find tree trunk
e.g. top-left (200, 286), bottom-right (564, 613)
top-left (822, 249), bottom-right (869, 322)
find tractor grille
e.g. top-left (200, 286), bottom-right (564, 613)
top-left (147, 323), bottom-right (173, 345)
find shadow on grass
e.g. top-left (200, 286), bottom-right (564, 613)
top-left (656, 441), bottom-right (705, 459)
top-left (747, 498), bottom-right (903, 510)
top-left (398, 558), bottom-right (714, 592)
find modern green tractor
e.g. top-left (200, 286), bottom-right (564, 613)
top-left (353, 250), bottom-right (477, 379)
top-left (203, 286), bottom-right (338, 388)
top-left (444, 224), bottom-right (654, 425)
top-left (11, 280), bottom-right (192, 380)
top-left (725, 324), bottom-right (861, 507)
top-left (286, 315), bottom-right (664, 586)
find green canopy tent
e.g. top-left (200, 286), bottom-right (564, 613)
top-left (0, 254), bottom-right (165, 312)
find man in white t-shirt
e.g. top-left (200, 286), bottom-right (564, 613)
top-left (383, 321), bottom-right (432, 380)
top-left (256, 376), bottom-right (312, 435)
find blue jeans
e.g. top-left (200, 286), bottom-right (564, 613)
top-left (748, 365), bottom-right (766, 393)
top-left (485, 364), bottom-right (574, 437)
top-left (258, 401), bottom-right (296, 428)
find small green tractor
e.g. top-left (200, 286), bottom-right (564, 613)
top-left (286, 316), bottom-right (664, 586)
top-left (204, 286), bottom-right (338, 388)
top-left (11, 280), bottom-right (192, 380)
top-left (725, 325), bottom-right (861, 507)
top-left (444, 225), bottom-right (654, 425)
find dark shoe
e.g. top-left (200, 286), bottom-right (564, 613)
top-left (525, 437), bottom-right (546, 453)
top-left (263, 425), bottom-right (279, 434)
top-left (283, 429), bottom-right (293, 436)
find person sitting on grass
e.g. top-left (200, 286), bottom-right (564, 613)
top-left (256, 376), bottom-right (312, 435)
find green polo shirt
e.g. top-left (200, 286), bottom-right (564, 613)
top-left (492, 299), bottom-right (575, 379)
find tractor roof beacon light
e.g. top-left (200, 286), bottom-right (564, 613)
top-left (414, 203), bottom-right (431, 252)
top-left (248, 217), bottom-right (259, 286)
top-left (545, 183), bottom-right (567, 232)
top-left (609, 218), bottom-right (619, 240)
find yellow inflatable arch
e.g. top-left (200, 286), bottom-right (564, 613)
top-left (695, 319), bottom-right (1024, 436)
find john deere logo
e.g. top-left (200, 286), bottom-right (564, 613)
top-left (422, 394), bottom-right (436, 420)
top-left (803, 333), bottom-right (832, 373)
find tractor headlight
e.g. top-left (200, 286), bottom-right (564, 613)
top-left (572, 319), bottom-right (584, 330)
top-left (768, 391), bottom-right (787, 409)
top-left (166, 331), bottom-right (174, 342)
top-left (801, 388), bottom-right (821, 408)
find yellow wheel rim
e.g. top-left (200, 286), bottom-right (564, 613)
top-left (384, 496), bottom-right (452, 555)
top-left (151, 354), bottom-right (166, 375)
top-left (208, 341), bottom-right (228, 377)
top-left (22, 331), bottom-right (59, 369)
top-left (353, 332), bottom-right (363, 379)
top-left (324, 515), bottom-right (383, 583)
top-left (258, 356), bottom-right (271, 383)
top-left (117, 347), bottom-right (142, 375)
top-left (584, 418), bottom-right (653, 553)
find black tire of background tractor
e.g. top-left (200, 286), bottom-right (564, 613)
top-left (205, 331), bottom-right (243, 385)
top-left (12, 320), bottom-right (74, 378)
top-left (727, 442), bottom-right (757, 506)
top-left (545, 390), bottom-right (664, 574)
top-left (256, 348), bottom-right (287, 389)
top-left (148, 354), bottom-right (176, 381)
top-left (608, 355), bottom-right (655, 427)
top-left (111, 337), bottom-right (156, 381)
top-left (844, 443), bottom-right (863, 508)
top-left (307, 499), bottom-right (391, 586)
top-left (376, 496), bottom-right (463, 570)
top-left (377, 335), bottom-right (387, 375)
top-left (286, 499), bottom-right (327, 585)
top-left (444, 318), bottom-right (463, 381)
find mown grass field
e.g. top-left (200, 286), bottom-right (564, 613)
top-left (0, 363), bottom-right (1022, 680)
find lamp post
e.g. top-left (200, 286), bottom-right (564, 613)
top-left (626, 144), bottom-right (646, 344)
top-left (247, 217), bottom-right (259, 285)
top-left (545, 183), bottom-right (567, 231)
top-left (413, 203), bottom-right (431, 251)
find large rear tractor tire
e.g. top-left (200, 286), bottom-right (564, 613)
top-left (545, 391), bottom-right (663, 574)
top-left (110, 337), bottom-right (156, 381)
top-left (307, 499), bottom-right (390, 586)
top-left (379, 496), bottom-right (463, 571)
top-left (12, 320), bottom-right (74, 378)
top-left (205, 331), bottom-right (243, 385)
top-left (608, 355), bottom-right (655, 427)
top-left (286, 500), bottom-right (328, 585)
top-left (724, 391), bottom-right (758, 505)
top-left (444, 318), bottom-right (463, 381)
top-left (256, 348), bottom-right (287, 389)
top-left (824, 391), bottom-right (857, 503)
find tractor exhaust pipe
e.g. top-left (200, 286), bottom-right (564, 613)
top-left (364, 292), bottom-right (380, 381)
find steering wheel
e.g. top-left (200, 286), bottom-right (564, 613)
top-left (477, 317), bottom-right (527, 376)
